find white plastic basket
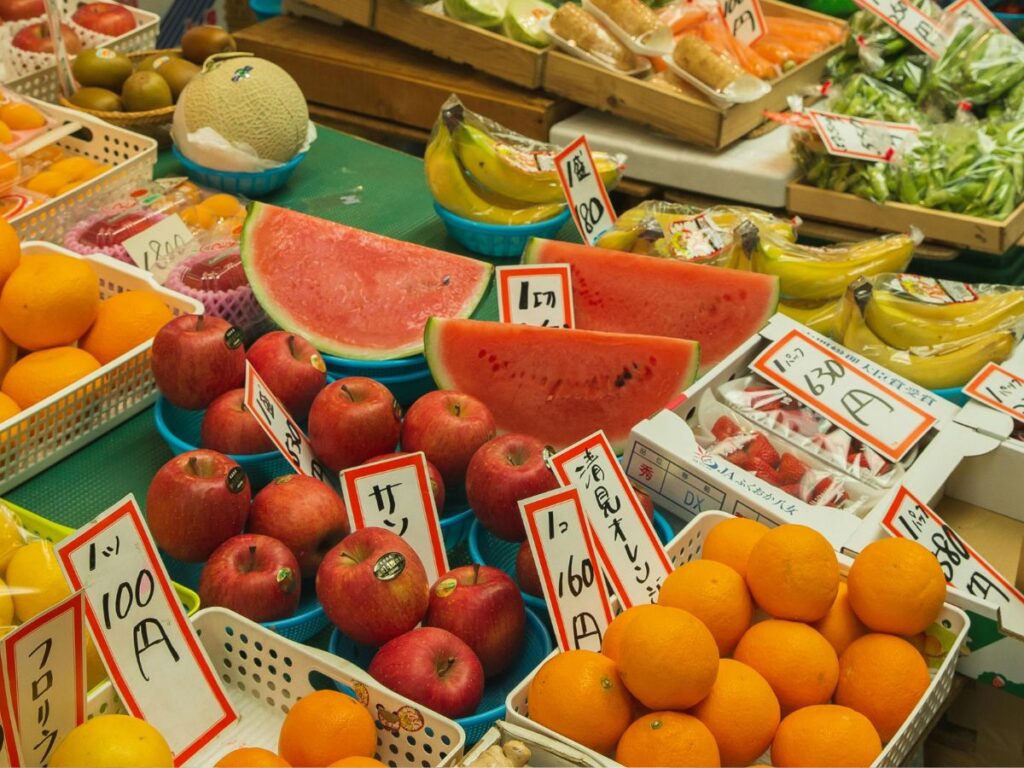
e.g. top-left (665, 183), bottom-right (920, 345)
top-left (462, 721), bottom-right (599, 767)
top-left (505, 511), bottom-right (970, 768)
top-left (86, 608), bottom-right (468, 767)
top-left (0, 242), bottom-right (203, 493)
top-left (6, 98), bottom-right (157, 243)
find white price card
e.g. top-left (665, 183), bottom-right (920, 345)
top-left (122, 214), bottom-right (195, 272)
top-left (963, 362), bottom-right (1024, 424)
top-left (852, 0), bottom-right (947, 57)
top-left (341, 453), bottom-right (449, 583)
top-left (555, 136), bottom-right (616, 247)
top-left (808, 111), bottom-right (920, 162)
top-left (752, 328), bottom-right (936, 462)
top-left (550, 431), bottom-right (672, 608)
top-left (718, 0), bottom-right (767, 45)
top-left (0, 664), bottom-right (21, 768)
top-left (244, 362), bottom-right (328, 482)
top-left (882, 486), bottom-right (1024, 638)
top-left (56, 496), bottom-right (237, 764)
top-left (3, 592), bottom-right (86, 766)
top-left (945, 0), bottom-right (1011, 34)
top-left (496, 264), bottom-right (575, 329)
top-left (520, 487), bottom-right (614, 652)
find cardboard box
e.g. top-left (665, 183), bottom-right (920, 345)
top-left (927, 679), bottom-right (1024, 766)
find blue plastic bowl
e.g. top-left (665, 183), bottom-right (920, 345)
top-left (433, 202), bottom-right (570, 259)
top-left (172, 145), bottom-right (306, 197)
top-left (322, 352), bottom-right (427, 376)
top-left (249, 0), bottom-right (280, 19)
top-left (328, 607), bottom-right (552, 746)
top-left (995, 10), bottom-right (1024, 32)
top-left (373, 367), bottom-right (437, 408)
top-left (933, 386), bottom-right (968, 406)
top-left (440, 506), bottom-right (473, 551)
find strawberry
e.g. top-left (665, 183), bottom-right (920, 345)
top-left (744, 387), bottom-right (783, 411)
top-left (777, 453), bottom-right (809, 484)
top-left (808, 477), bottom-right (846, 506)
top-left (780, 483), bottom-right (803, 499)
top-left (711, 416), bottom-right (742, 442)
top-left (724, 449), bottom-right (751, 470)
top-left (745, 434), bottom-right (779, 468)
top-left (751, 458), bottom-right (781, 486)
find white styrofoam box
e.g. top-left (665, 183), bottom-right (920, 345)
top-left (549, 110), bottom-right (797, 209)
top-left (462, 722), bottom-right (598, 767)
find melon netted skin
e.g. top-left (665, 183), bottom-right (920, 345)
top-left (176, 55), bottom-right (308, 163)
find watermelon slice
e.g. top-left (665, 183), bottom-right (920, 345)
top-left (241, 203), bottom-right (492, 360)
top-left (523, 238), bottom-right (779, 371)
top-left (425, 318), bottom-right (700, 451)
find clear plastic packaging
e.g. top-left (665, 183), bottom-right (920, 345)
top-left (13, 145), bottom-right (111, 201)
top-left (827, 73), bottom-right (927, 124)
top-left (583, 0), bottom-right (673, 56)
top-left (0, 88), bottom-right (58, 154)
top-left (544, 3), bottom-right (649, 74)
top-left (791, 125), bottom-right (894, 204)
top-left (922, 25), bottom-right (1024, 111)
top-left (667, 32), bottom-right (771, 105)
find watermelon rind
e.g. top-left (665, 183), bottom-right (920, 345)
top-left (241, 203), bottom-right (493, 360)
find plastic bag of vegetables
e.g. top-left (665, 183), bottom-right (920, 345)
top-left (791, 126), bottom-right (893, 203)
top-left (827, 73), bottom-right (927, 124)
top-left (922, 25), bottom-right (1024, 111)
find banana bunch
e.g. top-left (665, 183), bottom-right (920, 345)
top-left (839, 277), bottom-right (1022, 390)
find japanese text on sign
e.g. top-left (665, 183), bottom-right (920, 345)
top-left (496, 265), bottom-right (575, 329)
top-left (808, 111), bottom-right (920, 163)
top-left (883, 486), bottom-right (1024, 638)
top-left (3, 593), bottom-right (86, 766)
top-left (944, 0), bottom-right (1011, 34)
top-left (57, 496), bottom-right (236, 764)
top-left (555, 136), bottom-right (616, 246)
top-left (122, 214), bottom-right (195, 272)
top-left (0, 667), bottom-right (21, 768)
top-left (341, 453), bottom-right (449, 583)
top-left (666, 214), bottom-right (729, 262)
top-left (550, 432), bottom-right (672, 608)
top-left (852, 0), bottom-right (947, 57)
top-left (963, 362), bottom-right (1024, 424)
top-left (244, 363), bottom-right (327, 482)
top-left (718, 0), bottom-right (767, 45)
top-left (753, 329), bottom-right (936, 462)
top-left (520, 487), bottom-right (614, 652)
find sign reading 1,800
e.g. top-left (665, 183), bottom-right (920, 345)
top-left (554, 136), bottom-right (616, 247)
top-left (752, 329), bottom-right (936, 462)
top-left (122, 214), bottom-right (195, 272)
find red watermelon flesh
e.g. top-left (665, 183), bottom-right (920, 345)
top-left (523, 238), bottom-right (779, 371)
top-left (425, 318), bottom-right (700, 451)
top-left (241, 203), bottom-right (492, 360)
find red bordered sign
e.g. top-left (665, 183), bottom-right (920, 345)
top-left (963, 362), bottom-right (1024, 424)
top-left (807, 111), bottom-right (920, 163)
top-left (555, 136), bottom-right (616, 247)
top-left (851, 0), bottom-right (947, 58)
top-left (945, 0), bottom-right (1012, 34)
top-left (496, 264), bottom-right (575, 328)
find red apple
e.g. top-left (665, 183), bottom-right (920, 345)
top-left (12, 22), bottom-right (81, 54)
top-left (200, 388), bottom-right (275, 455)
top-left (72, 1), bottom-right (136, 35)
top-left (515, 541), bottom-right (543, 599)
top-left (245, 331), bottom-right (326, 422)
top-left (151, 314), bottom-right (245, 410)
top-left (401, 391), bottom-right (496, 492)
top-left (0, 0), bottom-right (44, 21)
top-left (466, 434), bottom-right (558, 542)
top-left (308, 377), bottom-right (401, 474)
top-left (364, 452), bottom-right (445, 512)
top-left (424, 564), bottom-right (525, 678)
top-left (146, 449), bottom-right (250, 562)
top-left (316, 527), bottom-right (429, 647)
top-left (368, 627), bottom-right (484, 719)
top-left (198, 534), bottom-right (300, 623)
top-left (249, 474), bottom-right (349, 579)
top-left (632, 483), bottom-right (655, 521)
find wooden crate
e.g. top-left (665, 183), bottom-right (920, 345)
top-left (328, 0), bottom-right (374, 25)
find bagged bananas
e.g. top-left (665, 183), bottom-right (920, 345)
top-left (838, 274), bottom-right (1024, 390)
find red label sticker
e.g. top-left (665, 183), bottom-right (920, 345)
top-left (497, 264), bottom-right (575, 329)
top-left (555, 136), bottom-right (616, 247)
top-left (0, 651), bottom-right (23, 767)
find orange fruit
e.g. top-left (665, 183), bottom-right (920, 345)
top-left (618, 605), bottom-right (719, 711)
top-left (745, 524), bottom-right (839, 622)
top-left (181, 204), bottom-right (215, 230)
top-left (2, 347), bottom-right (101, 409)
top-left (835, 633), bottom-right (930, 743)
top-left (813, 582), bottom-right (868, 656)
top-left (0, 217), bottom-right (19, 291)
top-left (80, 290), bottom-right (174, 364)
top-left (48, 157), bottom-right (96, 181)
top-left (0, 122), bottom-right (11, 144)
top-left (0, 392), bottom-right (19, 424)
top-left (24, 170), bottom-right (70, 197)
top-left (278, 690), bottom-right (376, 767)
top-left (0, 329), bottom-right (15, 383)
top-left (733, 620), bottom-right (838, 713)
top-left (216, 747), bottom-right (291, 766)
top-left (0, 152), bottom-right (17, 186)
top-left (528, 650), bottom-right (634, 755)
top-left (847, 538), bottom-right (946, 636)
top-left (0, 252), bottom-right (99, 350)
top-left (691, 659), bottom-right (780, 767)
top-left (658, 559), bottom-right (752, 655)
top-left (701, 516), bottom-right (769, 579)
top-left (601, 604), bottom-right (661, 663)
top-left (0, 103), bottom-right (45, 131)
top-left (329, 758), bottom-right (387, 767)
top-left (771, 704), bottom-right (882, 767)
top-left (615, 711), bottom-right (720, 768)
top-left (200, 193), bottom-right (244, 218)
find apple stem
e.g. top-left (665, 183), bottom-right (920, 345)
top-left (340, 384), bottom-right (356, 403)
top-left (287, 334), bottom-right (297, 358)
top-left (186, 455), bottom-right (214, 478)
top-left (339, 551), bottom-right (359, 566)
top-left (471, 563), bottom-right (480, 585)
top-left (196, 314), bottom-right (205, 331)
top-left (436, 656), bottom-right (456, 678)
top-left (247, 545), bottom-right (257, 572)
top-left (452, 402), bottom-right (461, 417)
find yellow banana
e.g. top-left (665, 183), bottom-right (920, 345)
top-left (425, 125), bottom-right (565, 225)
top-left (752, 233), bottom-right (915, 301)
top-left (779, 298), bottom-right (843, 338)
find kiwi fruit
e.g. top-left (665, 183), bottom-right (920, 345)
top-left (69, 87), bottom-right (123, 112)
top-left (121, 71), bottom-right (173, 112)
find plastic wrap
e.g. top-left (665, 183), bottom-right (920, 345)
top-left (583, 0), bottom-right (673, 55)
top-left (827, 73), bottom-right (927, 124)
top-left (667, 31), bottom-right (771, 104)
top-left (544, 3), bottom-right (648, 73)
top-left (792, 126), bottom-right (894, 203)
top-left (922, 25), bottom-right (1024, 111)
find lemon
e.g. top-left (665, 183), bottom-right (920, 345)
top-left (6, 540), bottom-right (70, 622)
top-left (0, 505), bottom-right (25, 575)
top-left (0, 577), bottom-right (13, 626)
top-left (50, 715), bottom-right (173, 768)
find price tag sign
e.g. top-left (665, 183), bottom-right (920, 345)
top-left (0, 666), bottom-right (21, 768)
top-left (883, 486), bottom-right (1024, 638)
top-left (945, 0), bottom-right (1011, 34)
top-left (244, 362), bottom-right (327, 482)
top-left (3, 592), bottom-right (86, 766)
top-left (852, 0), bottom-right (947, 57)
top-left (665, 213), bottom-right (729, 262)
top-left (56, 496), bottom-right (237, 764)
top-left (122, 214), bottom-right (195, 272)
top-left (520, 487), bottom-right (614, 652)
top-left (555, 136), bottom-right (616, 247)
top-left (550, 432), bottom-right (672, 608)
top-left (963, 362), bottom-right (1024, 423)
top-left (752, 328), bottom-right (936, 462)
top-left (808, 111), bottom-right (920, 162)
top-left (718, 0), bottom-right (767, 45)
top-left (341, 453), bottom-right (449, 583)
top-left (496, 265), bottom-right (575, 329)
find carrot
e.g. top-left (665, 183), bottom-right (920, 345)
top-left (660, 3), bottom-right (708, 34)
top-left (766, 15), bottom-right (846, 44)
top-left (728, 35), bottom-right (780, 78)
top-left (650, 55), bottom-right (668, 72)
top-left (759, 32), bottom-right (820, 62)
top-left (751, 37), bottom-right (796, 65)
top-left (699, 18), bottom-right (741, 66)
